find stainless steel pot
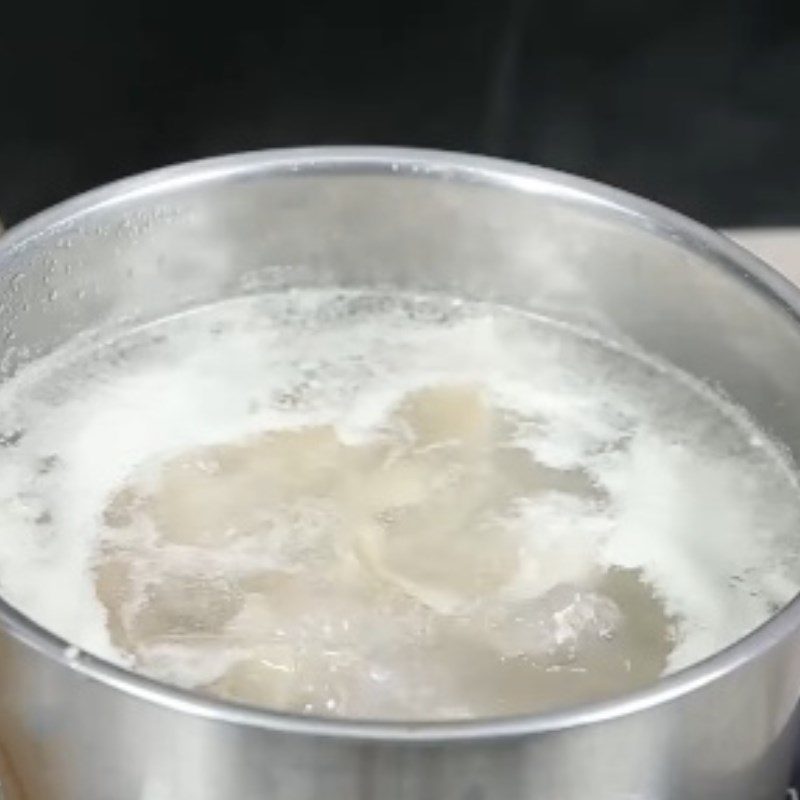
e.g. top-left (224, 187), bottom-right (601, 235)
top-left (2, 147), bottom-right (800, 800)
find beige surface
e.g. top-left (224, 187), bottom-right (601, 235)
top-left (725, 228), bottom-right (800, 286)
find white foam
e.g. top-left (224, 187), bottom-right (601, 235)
top-left (0, 289), bottom-right (796, 699)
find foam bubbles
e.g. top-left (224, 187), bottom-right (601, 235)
top-left (0, 289), bottom-right (797, 719)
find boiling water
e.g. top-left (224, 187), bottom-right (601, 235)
top-left (0, 290), bottom-right (798, 720)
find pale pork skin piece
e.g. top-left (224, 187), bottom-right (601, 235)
top-left (95, 385), bottom-right (672, 720)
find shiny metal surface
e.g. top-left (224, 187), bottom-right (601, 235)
top-left (2, 148), bottom-right (800, 799)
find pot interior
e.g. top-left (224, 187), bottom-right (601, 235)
top-left (2, 150), bottom-right (800, 720)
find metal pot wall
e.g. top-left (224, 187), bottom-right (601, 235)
top-left (2, 148), bottom-right (800, 800)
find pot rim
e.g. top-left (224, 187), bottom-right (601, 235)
top-left (2, 145), bottom-right (800, 742)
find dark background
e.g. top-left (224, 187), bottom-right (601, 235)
top-left (1, 0), bottom-right (799, 229)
